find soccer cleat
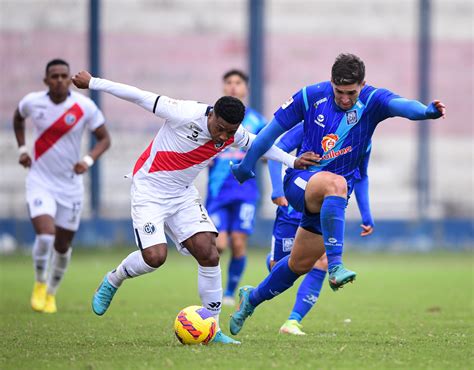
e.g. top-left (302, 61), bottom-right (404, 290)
top-left (222, 295), bottom-right (235, 307)
top-left (229, 285), bottom-right (255, 335)
top-left (279, 320), bottom-right (306, 335)
top-left (92, 275), bottom-right (118, 316)
top-left (43, 294), bottom-right (57, 314)
top-left (31, 282), bottom-right (47, 312)
top-left (328, 265), bottom-right (357, 291)
top-left (211, 330), bottom-right (241, 345)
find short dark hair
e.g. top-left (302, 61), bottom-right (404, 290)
top-left (222, 69), bottom-right (249, 84)
top-left (45, 59), bottom-right (70, 75)
top-left (331, 53), bottom-right (365, 85)
top-left (213, 96), bottom-right (246, 125)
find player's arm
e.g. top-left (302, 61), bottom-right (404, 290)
top-left (268, 123), bottom-right (306, 206)
top-left (234, 126), bottom-right (319, 179)
top-left (13, 107), bottom-right (31, 168)
top-left (353, 146), bottom-right (374, 237)
top-left (388, 98), bottom-right (446, 120)
top-left (231, 90), bottom-right (308, 183)
top-left (72, 71), bottom-right (158, 114)
top-left (73, 125), bottom-right (111, 174)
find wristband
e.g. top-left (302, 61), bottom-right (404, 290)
top-left (82, 155), bottom-right (95, 167)
top-left (18, 145), bottom-right (28, 156)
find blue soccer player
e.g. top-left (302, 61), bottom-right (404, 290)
top-left (206, 70), bottom-right (267, 306)
top-left (267, 122), bottom-right (374, 335)
top-left (229, 53), bottom-right (446, 335)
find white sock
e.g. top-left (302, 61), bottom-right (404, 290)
top-left (198, 264), bottom-right (223, 329)
top-left (32, 234), bottom-right (54, 283)
top-left (47, 248), bottom-right (72, 295)
top-left (107, 250), bottom-right (156, 288)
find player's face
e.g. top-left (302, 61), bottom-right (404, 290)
top-left (332, 81), bottom-right (365, 110)
top-left (223, 75), bottom-right (248, 101)
top-left (207, 112), bottom-right (240, 144)
top-left (44, 65), bottom-right (71, 97)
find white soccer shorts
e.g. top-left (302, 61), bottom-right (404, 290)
top-left (132, 185), bottom-right (217, 252)
top-left (26, 185), bottom-right (83, 232)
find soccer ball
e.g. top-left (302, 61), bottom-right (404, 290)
top-left (174, 305), bottom-right (217, 345)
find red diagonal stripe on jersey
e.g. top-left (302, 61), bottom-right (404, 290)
top-left (133, 140), bottom-right (154, 175)
top-left (34, 103), bottom-right (84, 160)
top-left (149, 137), bottom-right (235, 172)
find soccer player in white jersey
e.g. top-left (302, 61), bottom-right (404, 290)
top-left (13, 59), bottom-right (111, 313)
top-left (72, 70), bottom-right (319, 344)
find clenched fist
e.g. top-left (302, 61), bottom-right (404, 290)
top-left (72, 71), bottom-right (93, 89)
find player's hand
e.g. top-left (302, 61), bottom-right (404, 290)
top-left (72, 71), bottom-right (93, 89)
top-left (230, 161), bottom-right (255, 184)
top-left (19, 153), bottom-right (32, 168)
top-left (426, 100), bottom-right (446, 119)
top-left (294, 152), bottom-right (321, 169)
top-left (272, 196), bottom-right (288, 207)
top-left (360, 224), bottom-right (374, 237)
top-left (73, 161), bottom-right (89, 174)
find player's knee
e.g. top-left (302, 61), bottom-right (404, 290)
top-left (142, 247), bottom-right (167, 268)
top-left (288, 257), bottom-right (313, 275)
top-left (320, 172), bottom-right (347, 196)
top-left (231, 237), bottom-right (246, 258)
top-left (197, 246), bottom-right (220, 267)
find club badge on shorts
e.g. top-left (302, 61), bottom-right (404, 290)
top-left (143, 222), bottom-right (156, 235)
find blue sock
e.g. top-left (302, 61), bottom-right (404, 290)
top-left (320, 196), bottom-right (347, 271)
top-left (265, 253), bottom-right (272, 273)
top-left (249, 255), bottom-right (300, 307)
top-left (225, 255), bottom-right (247, 297)
top-left (288, 268), bottom-right (326, 322)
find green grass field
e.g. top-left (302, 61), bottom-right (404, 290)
top-left (0, 248), bottom-right (472, 369)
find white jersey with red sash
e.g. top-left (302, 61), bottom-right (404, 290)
top-left (130, 96), bottom-right (252, 201)
top-left (18, 90), bottom-right (105, 201)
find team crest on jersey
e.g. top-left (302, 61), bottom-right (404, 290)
top-left (64, 113), bottom-right (77, 126)
top-left (281, 97), bottom-right (294, 109)
top-left (214, 142), bottom-right (224, 149)
top-left (143, 222), bottom-right (156, 235)
top-left (346, 110), bottom-right (358, 125)
top-left (321, 134), bottom-right (339, 152)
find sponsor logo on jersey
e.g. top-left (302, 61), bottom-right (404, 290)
top-left (313, 97), bottom-right (328, 108)
top-left (281, 97), bottom-right (294, 109)
top-left (186, 123), bottom-right (202, 142)
top-left (346, 110), bottom-right (358, 125)
top-left (321, 134), bottom-right (353, 160)
top-left (321, 134), bottom-right (339, 152)
top-left (65, 113), bottom-right (77, 126)
top-left (315, 114), bottom-right (325, 128)
top-left (143, 222), bottom-right (156, 235)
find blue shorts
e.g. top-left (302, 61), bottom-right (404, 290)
top-left (208, 200), bottom-right (257, 234)
top-left (271, 206), bottom-right (300, 262)
top-left (283, 169), bottom-right (323, 235)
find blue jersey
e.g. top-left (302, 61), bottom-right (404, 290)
top-left (207, 107), bottom-right (267, 206)
top-left (274, 81), bottom-right (398, 192)
top-left (270, 121), bottom-right (373, 225)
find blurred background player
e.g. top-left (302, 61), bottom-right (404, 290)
top-left (13, 59), bottom-right (110, 313)
top-left (71, 70), bottom-right (314, 344)
top-left (230, 53), bottom-right (446, 335)
top-left (267, 122), bottom-right (374, 335)
top-left (206, 70), bottom-right (267, 306)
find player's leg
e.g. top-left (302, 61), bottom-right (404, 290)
top-left (224, 202), bottom-right (255, 303)
top-left (27, 188), bottom-right (57, 312)
top-left (169, 191), bottom-right (238, 344)
top-left (30, 215), bottom-right (55, 312)
top-left (42, 200), bottom-right (82, 313)
top-left (304, 171), bottom-right (356, 290)
top-left (281, 253), bottom-right (327, 335)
